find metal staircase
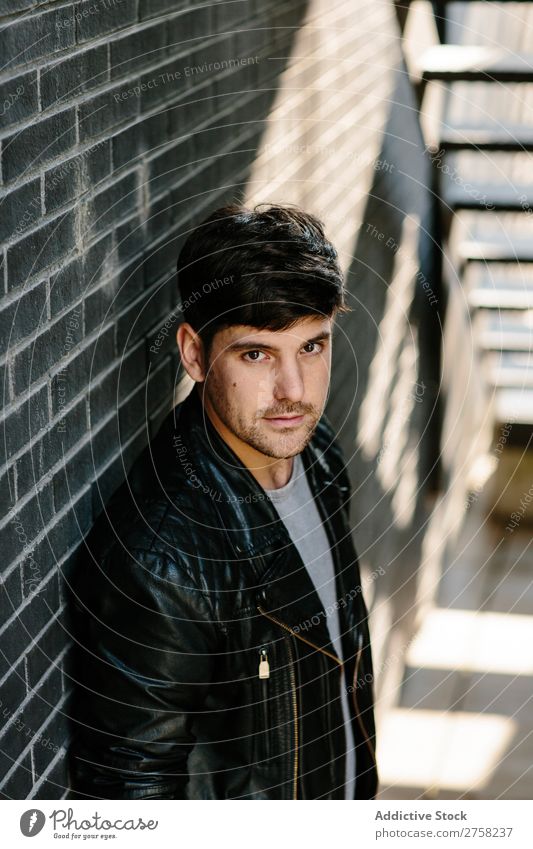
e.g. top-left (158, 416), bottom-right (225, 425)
top-left (404, 1), bottom-right (533, 460)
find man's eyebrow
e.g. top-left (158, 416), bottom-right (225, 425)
top-left (226, 331), bottom-right (332, 353)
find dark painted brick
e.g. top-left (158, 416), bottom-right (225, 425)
top-left (14, 396), bottom-right (87, 504)
top-left (46, 397), bottom-right (88, 470)
top-left (0, 464), bottom-right (17, 520)
top-left (89, 412), bottom-right (120, 477)
top-left (0, 729), bottom-right (25, 794)
top-left (2, 385), bottom-right (49, 457)
top-left (26, 628), bottom-right (62, 700)
top-left (0, 70), bottom-right (39, 131)
top-left (2, 109), bottom-right (77, 184)
top-left (115, 216), bottom-right (146, 268)
top-left (116, 276), bottom-right (173, 350)
top-left (139, 0), bottom-right (188, 22)
top-left (7, 210), bottom-right (77, 289)
top-left (83, 251), bottom-right (145, 336)
top-left (0, 752), bottom-right (33, 799)
top-left (32, 749), bottom-right (69, 799)
top-left (0, 0), bottom-right (39, 12)
top-left (167, 80), bottom-right (215, 138)
top-left (31, 709), bottom-right (69, 778)
top-left (0, 280), bottom-right (46, 348)
top-left (212, 0), bottom-right (254, 28)
top-left (82, 279), bottom-right (117, 336)
top-left (112, 111), bottom-right (168, 170)
top-left (45, 139), bottom-right (111, 214)
top-left (0, 569), bottom-right (23, 625)
top-left (0, 8), bottom-right (75, 73)
top-left (166, 6), bottom-right (212, 53)
top-left (49, 234), bottom-right (114, 318)
top-left (46, 488), bottom-right (93, 561)
top-left (143, 228), bottom-right (184, 288)
top-left (77, 84), bottom-right (139, 143)
top-left (139, 57), bottom-right (192, 110)
top-left (0, 659), bottom-right (26, 710)
top-left (3, 485), bottom-right (54, 569)
top-left (10, 305), bottom-right (83, 397)
top-left (118, 359), bottom-right (171, 441)
top-left (50, 325), bottom-right (115, 416)
top-left (88, 339), bottom-right (145, 425)
top-left (91, 424), bottom-right (147, 517)
top-left (26, 616), bottom-right (67, 692)
top-left (14, 435), bottom-right (47, 504)
top-left (52, 440), bottom-right (94, 515)
top-left (80, 171), bottom-right (138, 239)
top-left (110, 21), bottom-right (168, 80)
top-left (75, 0), bottom-right (137, 44)
top-left (24, 665), bottom-right (63, 736)
top-left (144, 192), bottom-right (175, 241)
top-left (40, 45), bottom-right (109, 111)
top-left (0, 178), bottom-right (42, 244)
top-left (0, 614), bottom-right (28, 681)
top-left (148, 137), bottom-right (193, 196)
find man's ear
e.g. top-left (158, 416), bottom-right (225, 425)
top-left (176, 323), bottom-right (206, 382)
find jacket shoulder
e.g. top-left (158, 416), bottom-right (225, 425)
top-left (314, 413), bottom-right (350, 484)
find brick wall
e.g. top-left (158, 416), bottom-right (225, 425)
top-left (1, 0), bottom-right (434, 799)
top-left (0, 0), bottom-right (307, 799)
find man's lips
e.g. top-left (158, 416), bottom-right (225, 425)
top-left (263, 413), bottom-right (306, 427)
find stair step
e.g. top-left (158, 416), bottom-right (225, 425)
top-left (469, 288), bottom-right (533, 310)
top-left (484, 352), bottom-right (533, 388)
top-left (437, 126), bottom-right (533, 152)
top-left (465, 262), bottom-right (533, 310)
top-left (458, 240), bottom-right (533, 263)
top-left (434, 150), bottom-right (533, 211)
top-left (475, 310), bottom-right (533, 351)
top-left (495, 389), bottom-right (533, 426)
top-left (450, 211), bottom-right (533, 264)
top-left (443, 181), bottom-right (533, 212)
top-left (418, 45), bottom-right (533, 83)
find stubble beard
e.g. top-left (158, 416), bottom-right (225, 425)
top-left (238, 416), bottom-right (318, 459)
top-left (203, 375), bottom-right (322, 459)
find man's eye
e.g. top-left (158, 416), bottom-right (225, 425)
top-left (242, 350), bottom-right (267, 362)
top-left (302, 342), bottom-right (323, 354)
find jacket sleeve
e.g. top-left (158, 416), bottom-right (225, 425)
top-left (70, 545), bottom-right (219, 800)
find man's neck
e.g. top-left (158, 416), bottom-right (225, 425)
top-left (195, 383), bottom-right (294, 490)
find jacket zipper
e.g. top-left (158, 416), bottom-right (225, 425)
top-left (352, 631), bottom-right (378, 775)
top-left (258, 647), bottom-right (271, 763)
top-left (257, 606), bottom-right (301, 799)
top-left (258, 605), bottom-right (377, 795)
top-left (257, 605), bottom-right (348, 799)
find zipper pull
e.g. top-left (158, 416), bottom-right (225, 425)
top-left (258, 648), bottom-right (270, 679)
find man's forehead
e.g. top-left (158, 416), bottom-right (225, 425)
top-left (221, 316), bottom-right (331, 344)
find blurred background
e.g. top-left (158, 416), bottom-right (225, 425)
top-left (0, 0), bottom-right (532, 800)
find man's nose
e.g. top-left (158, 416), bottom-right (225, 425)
top-left (273, 359), bottom-right (305, 402)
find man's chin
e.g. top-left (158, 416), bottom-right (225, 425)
top-left (257, 424), bottom-right (318, 459)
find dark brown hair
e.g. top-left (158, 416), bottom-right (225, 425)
top-left (176, 202), bottom-right (350, 359)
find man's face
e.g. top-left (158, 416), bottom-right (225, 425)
top-left (201, 316), bottom-right (332, 460)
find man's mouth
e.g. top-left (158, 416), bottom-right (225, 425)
top-left (263, 414), bottom-right (306, 427)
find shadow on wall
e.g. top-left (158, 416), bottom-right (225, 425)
top-left (326, 55), bottom-right (438, 716)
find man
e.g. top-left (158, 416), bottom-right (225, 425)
top-left (70, 203), bottom-right (378, 800)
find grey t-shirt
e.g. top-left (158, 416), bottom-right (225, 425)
top-left (264, 452), bottom-right (356, 799)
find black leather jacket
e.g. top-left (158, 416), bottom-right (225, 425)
top-left (70, 385), bottom-right (378, 800)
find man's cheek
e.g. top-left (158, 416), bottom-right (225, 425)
top-left (254, 375), bottom-right (272, 412)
